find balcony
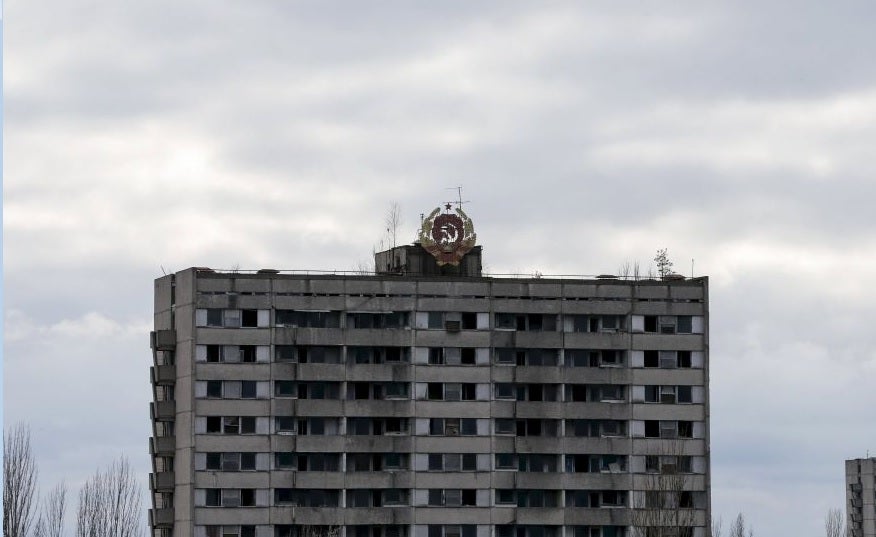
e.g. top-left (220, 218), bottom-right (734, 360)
top-left (150, 330), bottom-right (176, 351)
top-left (150, 401), bottom-right (175, 421)
top-left (150, 365), bottom-right (176, 385)
top-left (150, 472), bottom-right (174, 491)
top-left (149, 436), bottom-right (175, 456)
top-left (149, 507), bottom-right (173, 528)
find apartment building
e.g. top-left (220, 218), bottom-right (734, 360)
top-left (847, 458), bottom-right (876, 537)
top-left (149, 209), bottom-right (710, 537)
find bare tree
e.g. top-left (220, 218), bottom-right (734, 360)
top-left (825, 508), bottom-right (846, 537)
top-left (34, 482), bottom-right (67, 537)
top-left (654, 248), bottom-right (673, 279)
top-left (728, 513), bottom-right (754, 537)
top-left (618, 261), bottom-right (642, 281)
top-left (630, 441), bottom-right (699, 537)
top-left (76, 457), bottom-right (143, 537)
top-left (711, 516), bottom-right (723, 537)
top-left (4, 423), bottom-right (39, 537)
top-left (385, 201), bottom-right (402, 250)
top-left (300, 526), bottom-right (341, 537)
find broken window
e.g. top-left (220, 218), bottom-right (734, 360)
top-left (241, 309), bottom-right (258, 327)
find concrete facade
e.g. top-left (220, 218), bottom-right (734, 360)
top-left (150, 257), bottom-right (711, 537)
top-left (847, 458), bottom-right (876, 537)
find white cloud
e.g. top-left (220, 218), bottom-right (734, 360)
top-left (5, 2), bottom-right (876, 535)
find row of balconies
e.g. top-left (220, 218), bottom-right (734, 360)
top-left (183, 472), bottom-right (708, 491)
top-left (190, 435), bottom-right (706, 454)
top-left (194, 364), bottom-right (705, 385)
top-left (186, 401), bottom-right (705, 423)
top-left (193, 273), bottom-right (704, 298)
top-left (183, 505), bottom-right (708, 527)
top-left (150, 332), bottom-right (176, 532)
top-left (198, 329), bottom-right (702, 352)
top-left (151, 434), bottom-right (706, 459)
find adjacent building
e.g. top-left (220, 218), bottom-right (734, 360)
top-left (847, 458), bottom-right (876, 537)
top-left (149, 207), bottom-right (711, 537)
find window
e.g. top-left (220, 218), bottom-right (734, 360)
top-left (495, 419), bottom-right (515, 435)
top-left (677, 316), bottom-right (693, 333)
top-left (240, 345), bottom-right (257, 362)
top-left (430, 418), bottom-right (477, 436)
top-left (206, 345), bottom-right (222, 362)
top-left (445, 383), bottom-right (461, 400)
top-left (348, 312), bottom-right (409, 329)
top-left (206, 309), bottom-right (223, 327)
top-left (276, 489), bottom-right (340, 507)
top-left (496, 453), bottom-right (516, 469)
top-left (660, 421), bottom-right (677, 438)
top-left (429, 453), bottom-right (476, 471)
top-left (204, 416), bottom-right (256, 435)
top-left (428, 312), bottom-right (444, 329)
top-left (596, 385), bottom-right (624, 402)
top-left (495, 383), bottom-right (515, 400)
top-left (348, 490), bottom-right (373, 507)
top-left (644, 350), bottom-right (693, 369)
top-left (207, 381), bottom-right (222, 398)
top-left (659, 351), bottom-right (677, 369)
top-left (202, 489), bottom-right (256, 507)
top-left (517, 384), bottom-right (556, 402)
top-left (205, 453), bottom-right (256, 471)
top-left (678, 421), bottom-right (694, 438)
top-left (382, 489), bottom-right (406, 506)
top-left (677, 351), bottom-right (692, 368)
top-left (275, 382), bottom-right (296, 397)
top-left (428, 526), bottom-right (475, 537)
top-left (429, 489), bottom-right (474, 506)
top-left (275, 345), bottom-right (341, 363)
top-left (515, 349), bottom-right (559, 366)
top-left (460, 348), bottom-right (476, 365)
top-left (496, 489), bottom-right (516, 505)
top-left (515, 419), bottom-right (558, 437)
top-left (428, 348), bottom-right (444, 365)
top-left (566, 420), bottom-right (626, 438)
top-left (385, 383), bottom-right (409, 399)
top-left (515, 489), bottom-right (558, 507)
top-left (275, 310), bottom-right (340, 328)
top-left (496, 526), bottom-right (559, 537)
top-left (241, 309), bottom-right (258, 327)
top-left (427, 383), bottom-right (443, 400)
top-left (495, 348), bottom-right (515, 364)
top-left (644, 420), bottom-right (693, 438)
top-left (575, 315), bottom-right (624, 332)
top-left (646, 456), bottom-right (692, 474)
top-left (566, 454), bottom-right (626, 473)
top-left (203, 527), bottom-right (256, 537)
top-left (518, 454), bottom-right (557, 472)
top-left (677, 385), bottom-right (692, 403)
top-left (384, 453), bottom-right (405, 470)
top-left (495, 313), bottom-right (518, 330)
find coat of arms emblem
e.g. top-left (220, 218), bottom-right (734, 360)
top-left (419, 204), bottom-right (477, 266)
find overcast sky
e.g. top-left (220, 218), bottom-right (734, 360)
top-left (5, 1), bottom-right (876, 535)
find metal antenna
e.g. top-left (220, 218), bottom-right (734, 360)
top-left (445, 186), bottom-right (470, 208)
